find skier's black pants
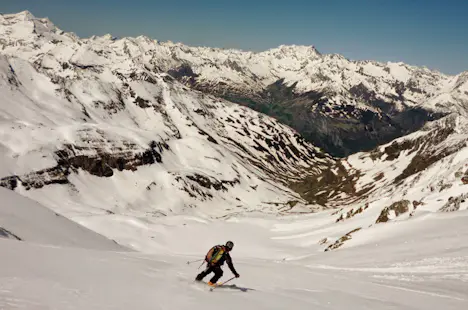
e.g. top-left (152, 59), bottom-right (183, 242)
top-left (196, 265), bottom-right (223, 283)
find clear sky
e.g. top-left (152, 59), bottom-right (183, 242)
top-left (1, 0), bottom-right (467, 74)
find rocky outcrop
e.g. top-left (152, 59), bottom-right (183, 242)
top-left (324, 228), bottom-right (362, 251)
top-left (289, 161), bottom-right (373, 205)
top-left (172, 173), bottom-right (241, 201)
top-left (186, 173), bottom-right (240, 191)
top-left (440, 194), bottom-right (468, 212)
top-left (0, 141), bottom-right (169, 190)
top-left (394, 133), bottom-right (466, 184)
top-left (335, 204), bottom-right (370, 223)
top-left (376, 200), bottom-right (411, 223)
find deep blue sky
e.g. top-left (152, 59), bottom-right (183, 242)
top-left (2, 0), bottom-right (467, 74)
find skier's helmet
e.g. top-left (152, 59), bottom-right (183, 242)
top-left (225, 241), bottom-right (234, 250)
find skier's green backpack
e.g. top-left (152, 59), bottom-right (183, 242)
top-left (205, 245), bottom-right (225, 265)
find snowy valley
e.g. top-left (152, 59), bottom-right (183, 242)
top-left (0, 11), bottom-right (468, 309)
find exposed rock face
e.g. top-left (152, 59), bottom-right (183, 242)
top-left (289, 162), bottom-right (367, 205)
top-left (55, 141), bottom-right (168, 177)
top-left (440, 194), bottom-right (468, 212)
top-left (335, 204), bottom-right (370, 223)
top-left (324, 227), bottom-right (362, 251)
top-left (1, 141), bottom-right (169, 190)
top-left (376, 200), bottom-right (411, 223)
top-left (367, 125), bottom-right (466, 184)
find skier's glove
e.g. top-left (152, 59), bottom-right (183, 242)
top-left (234, 273), bottom-right (240, 278)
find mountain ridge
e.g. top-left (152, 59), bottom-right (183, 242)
top-left (7, 8), bottom-right (457, 156)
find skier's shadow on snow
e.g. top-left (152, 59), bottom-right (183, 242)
top-left (219, 284), bottom-right (255, 292)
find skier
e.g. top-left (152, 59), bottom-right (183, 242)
top-left (195, 241), bottom-right (240, 286)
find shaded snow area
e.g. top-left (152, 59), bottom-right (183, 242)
top-left (1, 189), bottom-right (467, 309)
top-left (0, 187), bottom-right (125, 250)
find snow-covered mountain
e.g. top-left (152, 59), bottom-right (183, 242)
top-left (159, 41), bottom-right (467, 156)
top-left (2, 11), bottom-right (467, 158)
top-left (0, 11), bottom-right (335, 222)
top-left (1, 11), bottom-right (467, 215)
top-left (292, 113), bottom-right (468, 204)
top-left (301, 113), bottom-right (468, 252)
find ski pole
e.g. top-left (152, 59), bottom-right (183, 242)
top-left (186, 259), bottom-right (204, 265)
top-left (220, 276), bottom-right (236, 286)
top-left (210, 276), bottom-right (236, 291)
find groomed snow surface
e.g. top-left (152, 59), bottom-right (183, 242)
top-left (1, 188), bottom-right (467, 310)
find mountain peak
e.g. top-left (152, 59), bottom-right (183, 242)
top-left (267, 44), bottom-right (322, 59)
top-left (2, 10), bottom-right (35, 21)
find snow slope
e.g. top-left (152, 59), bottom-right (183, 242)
top-left (291, 113), bottom-right (468, 254)
top-left (1, 205), bottom-right (467, 310)
top-left (0, 186), bottom-right (126, 250)
top-left (1, 172), bottom-right (467, 309)
top-left (342, 113), bottom-right (468, 209)
top-left (2, 162), bottom-right (467, 310)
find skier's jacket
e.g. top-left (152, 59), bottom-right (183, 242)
top-left (205, 245), bottom-right (238, 275)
